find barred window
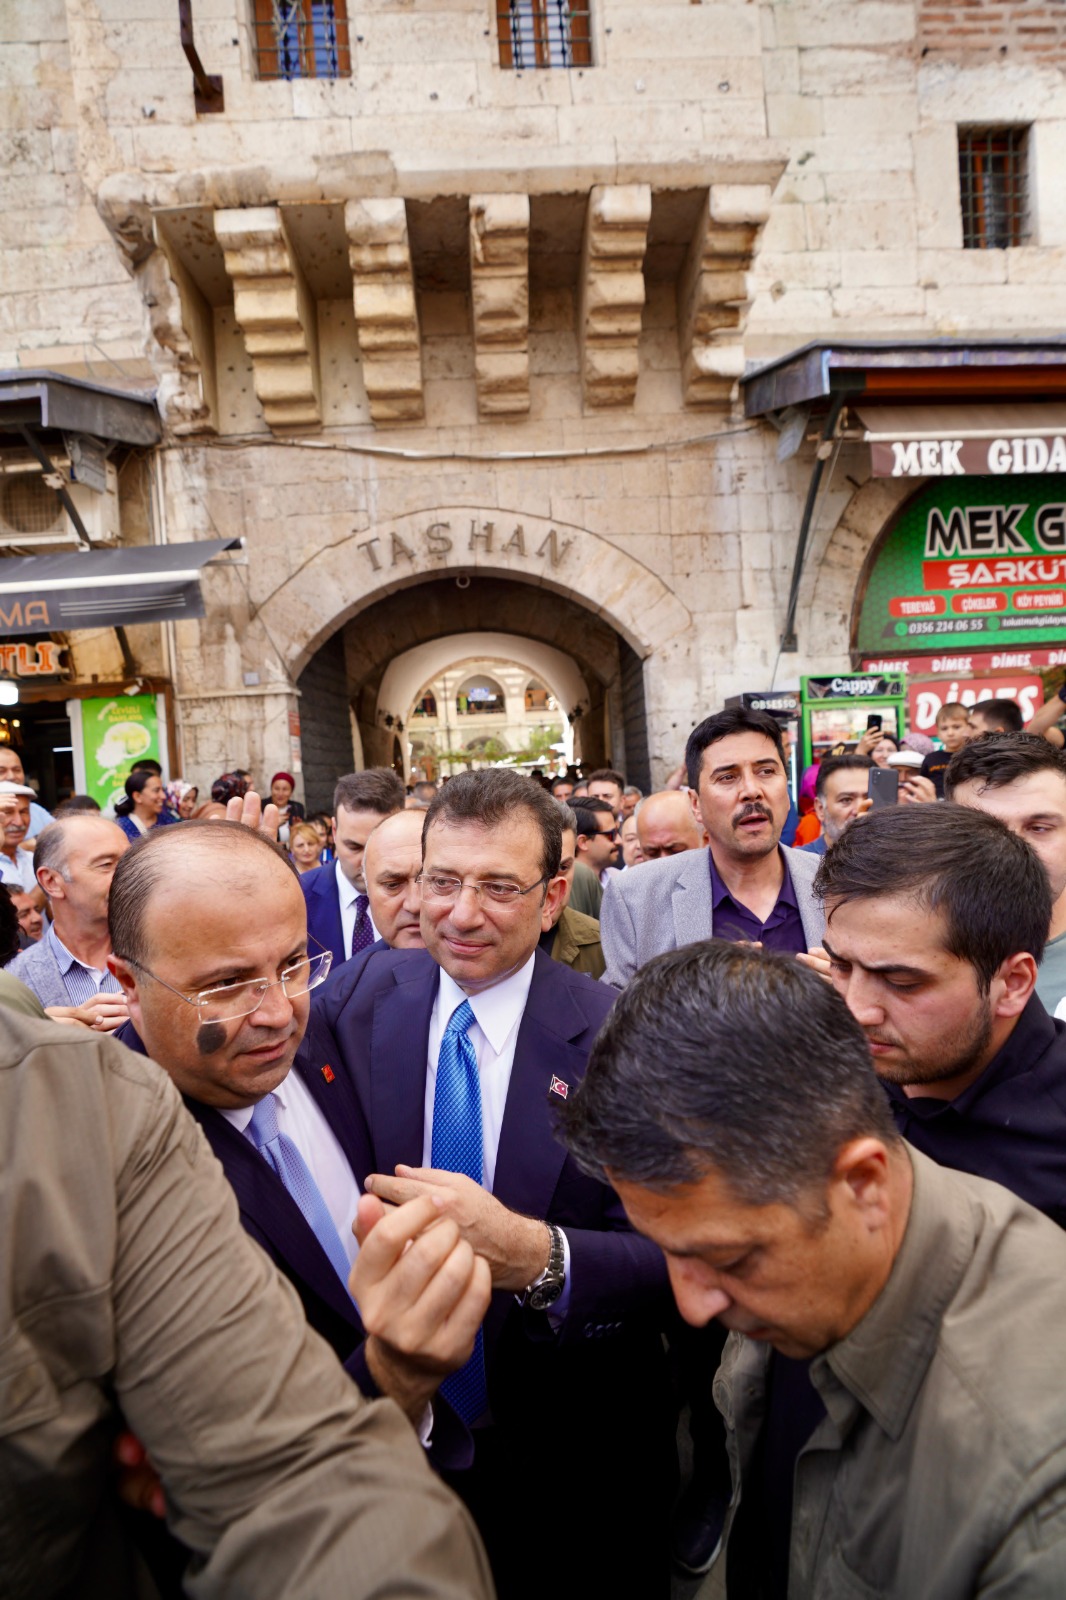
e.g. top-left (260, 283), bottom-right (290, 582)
top-left (496, 1), bottom-right (592, 69)
top-left (958, 126), bottom-right (1029, 249)
top-left (252, 0), bottom-right (350, 80)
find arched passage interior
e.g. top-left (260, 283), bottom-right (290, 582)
top-left (295, 572), bottom-right (652, 810)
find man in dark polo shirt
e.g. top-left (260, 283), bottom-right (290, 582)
top-left (815, 802), bottom-right (1066, 1227)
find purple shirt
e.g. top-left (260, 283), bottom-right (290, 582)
top-left (708, 849), bottom-right (808, 955)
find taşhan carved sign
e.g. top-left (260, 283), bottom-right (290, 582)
top-left (872, 435), bottom-right (1066, 478)
top-left (357, 518), bottom-right (574, 574)
top-left (856, 476), bottom-right (1066, 653)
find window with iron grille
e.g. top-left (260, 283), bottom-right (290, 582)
top-left (958, 126), bottom-right (1030, 249)
top-left (252, 0), bottom-right (350, 80)
top-left (496, 1), bottom-right (592, 69)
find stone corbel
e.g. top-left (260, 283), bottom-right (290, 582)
top-left (214, 207), bottom-right (321, 431)
top-left (678, 184), bottom-right (772, 406)
top-left (344, 198), bottom-right (424, 424)
top-left (470, 194), bottom-right (530, 418)
top-left (578, 184), bottom-right (651, 410)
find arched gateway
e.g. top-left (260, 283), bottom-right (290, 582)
top-left (247, 508), bottom-right (692, 803)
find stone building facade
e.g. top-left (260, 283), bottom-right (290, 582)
top-left (4, 0), bottom-right (1066, 797)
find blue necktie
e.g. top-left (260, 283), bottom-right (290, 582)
top-left (351, 893), bottom-right (374, 956)
top-left (247, 1092), bottom-right (353, 1291)
top-left (431, 1000), bottom-right (489, 1424)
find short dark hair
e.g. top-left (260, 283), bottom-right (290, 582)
top-left (422, 767), bottom-right (562, 880)
top-left (970, 697), bottom-right (1025, 733)
top-left (685, 709), bottom-right (785, 790)
top-left (549, 776), bottom-right (573, 795)
top-left (109, 820), bottom-right (296, 967)
top-left (586, 768), bottom-right (626, 791)
top-left (53, 794), bottom-right (101, 817)
top-left (130, 758), bottom-right (163, 777)
top-left (558, 941), bottom-right (899, 1203)
top-left (333, 769), bottom-right (405, 817)
top-left (815, 753), bottom-right (873, 800)
top-left (815, 803), bottom-right (1051, 990)
top-left (572, 799), bottom-right (615, 839)
top-left (945, 730), bottom-right (1066, 801)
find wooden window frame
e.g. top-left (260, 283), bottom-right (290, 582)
top-left (496, 0), bottom-right (592, 70)
top-left (252, 0), bottom-right (351, 82)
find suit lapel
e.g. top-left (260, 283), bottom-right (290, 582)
top-left (783, 845), bottom-right (826, 950)
top-left (295, 1048), bottom-right (365, 1176)
top-left (492, 956), bottom-right (582, 1220)
top-left (187, 1099), bottom-right (360, 1329)
top-left (673, 846), bottom-right (715, 948)
top-left (369, 960), bottom-right (437, 1182)
top-left (314, 867), bottom-right (346, 965)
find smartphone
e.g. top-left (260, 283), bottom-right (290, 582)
top-left (868, 767), bottom-right (899, 808)
top-left (866, 713), bottom-right (883, 733)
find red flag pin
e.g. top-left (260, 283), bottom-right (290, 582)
top-left (322, 1064), bottom-right (336, 1084)
top-left (549, 1075), bottom-right (569, 1100)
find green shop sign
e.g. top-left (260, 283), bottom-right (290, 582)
top-left (856, 475), bottom-right (1066, 654)
top-left (77, 694), bottom-right (161, 813)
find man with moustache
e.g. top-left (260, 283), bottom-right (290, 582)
top-left (110, 821), bottom-right (489, 1449)
top-left (302, 769), bottom-right (676, 1599)
top-left (815, 803), bottom-right (1066, 1228)
top-left (601, 708), bottom-right (823, 988)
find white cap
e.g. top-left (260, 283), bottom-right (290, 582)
top-left (0, 780), bottom-right (35, 797)
top-left (886, 751), bottom-right (924, 770)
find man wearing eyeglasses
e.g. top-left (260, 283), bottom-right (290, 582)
top-left (108, 819), bottom-right (489, 1476)
top-left (302, 769), bottom-right (676, 1600)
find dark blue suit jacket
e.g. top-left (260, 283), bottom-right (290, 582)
top-left (115, 1018), bottom-right (469, 1468)
top-left (300, 945), bottom-right (673, 1391)
top-left (301, 861), bottom-right (346, 967)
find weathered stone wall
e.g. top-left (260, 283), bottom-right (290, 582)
top-left (4, 0), bottom-right (1066, 789)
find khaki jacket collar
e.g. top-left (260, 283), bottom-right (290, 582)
top-left (815, 1146), bottom-right (974, 1442)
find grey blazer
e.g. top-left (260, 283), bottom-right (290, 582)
top-left (600, 844), bottom-right (825, 989)
top-left (5, 935), bottom-right (69, 1010)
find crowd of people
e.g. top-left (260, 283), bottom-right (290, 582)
top-left (4, 698), bottom-right (1066, 1599)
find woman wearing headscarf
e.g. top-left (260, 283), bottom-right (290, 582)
top-left (269, 771), bottom-right (304, 844)
top-left (164, 779), bottom-right (198, 819)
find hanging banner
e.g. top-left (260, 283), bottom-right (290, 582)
top-left (72, 694), bottom-right (162, 813)
top-left (856, 476), bottom-right (1066, 654)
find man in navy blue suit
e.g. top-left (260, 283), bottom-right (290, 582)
top-left (108, 819), bottom-right (488, 1460)
top-left (301, 769), bottom-right (677, 1599)
top-left (301, 768), bottom-right (405, 966)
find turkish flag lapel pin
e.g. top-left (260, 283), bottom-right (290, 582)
top-left (549, 1075), bottom-right (569, 1101)
top-left (322, 1064), bottom-right (336, 1084)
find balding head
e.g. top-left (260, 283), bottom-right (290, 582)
top-left (109, 820), bottom-right (298, 968)
top-left (636, 790), bottom-right (709, 861)
top-left (363, 808), bottom-right (426, 948)
top-left (108, 822), bottom-right (317, 1111)
top-left (34, 813), bottom-right (128, 942)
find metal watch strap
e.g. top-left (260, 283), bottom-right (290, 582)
top-left (522, 1223), bottom-right (565, 1310)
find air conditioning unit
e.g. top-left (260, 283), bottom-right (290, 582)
top-left (0, 460), bottom-right (120, 547)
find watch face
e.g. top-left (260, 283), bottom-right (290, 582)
top-left (529, 1279), bottom-right (563, 1311)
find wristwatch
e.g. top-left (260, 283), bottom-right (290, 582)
top-left (521, 1223), bottom-right (566, 1311)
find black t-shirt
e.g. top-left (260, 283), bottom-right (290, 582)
top-left (920, 749), bottom-right (952, 798)
top-left (727, 1353), bottom-right (827, 1598)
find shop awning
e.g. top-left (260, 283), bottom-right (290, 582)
top-left (0, 538), bottom-right (243, 635)
top-left (856, 402), bottom-right (1066, 477)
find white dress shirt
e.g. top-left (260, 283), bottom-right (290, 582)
top-left (0, 847), bottom-right (36, 892)
top-left (222, 1069), bottom-right (361, 1270)
top-left (336, 860), bottom-right (379, 960)
top-left (425, 954), bottom-right (571, 1321)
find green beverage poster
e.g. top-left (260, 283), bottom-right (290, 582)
top-left (79, 695), bottom-right (161, 813)
top-left (856, 475), bottom-right (1066, 654)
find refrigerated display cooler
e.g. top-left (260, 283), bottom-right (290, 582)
top-left (799, 672), bottom-right (907, 770)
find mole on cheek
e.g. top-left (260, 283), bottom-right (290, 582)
top-left (196, 1021), bottom-right (226, 1056)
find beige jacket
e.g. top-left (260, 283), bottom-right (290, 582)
top-left (0, 1011), bottom-right (494, 1600)
top-left (711, 1147), bottom-right (1066, 1599)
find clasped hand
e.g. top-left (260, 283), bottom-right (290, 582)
top-left (364, 1167), bottom-right (551, 1293)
